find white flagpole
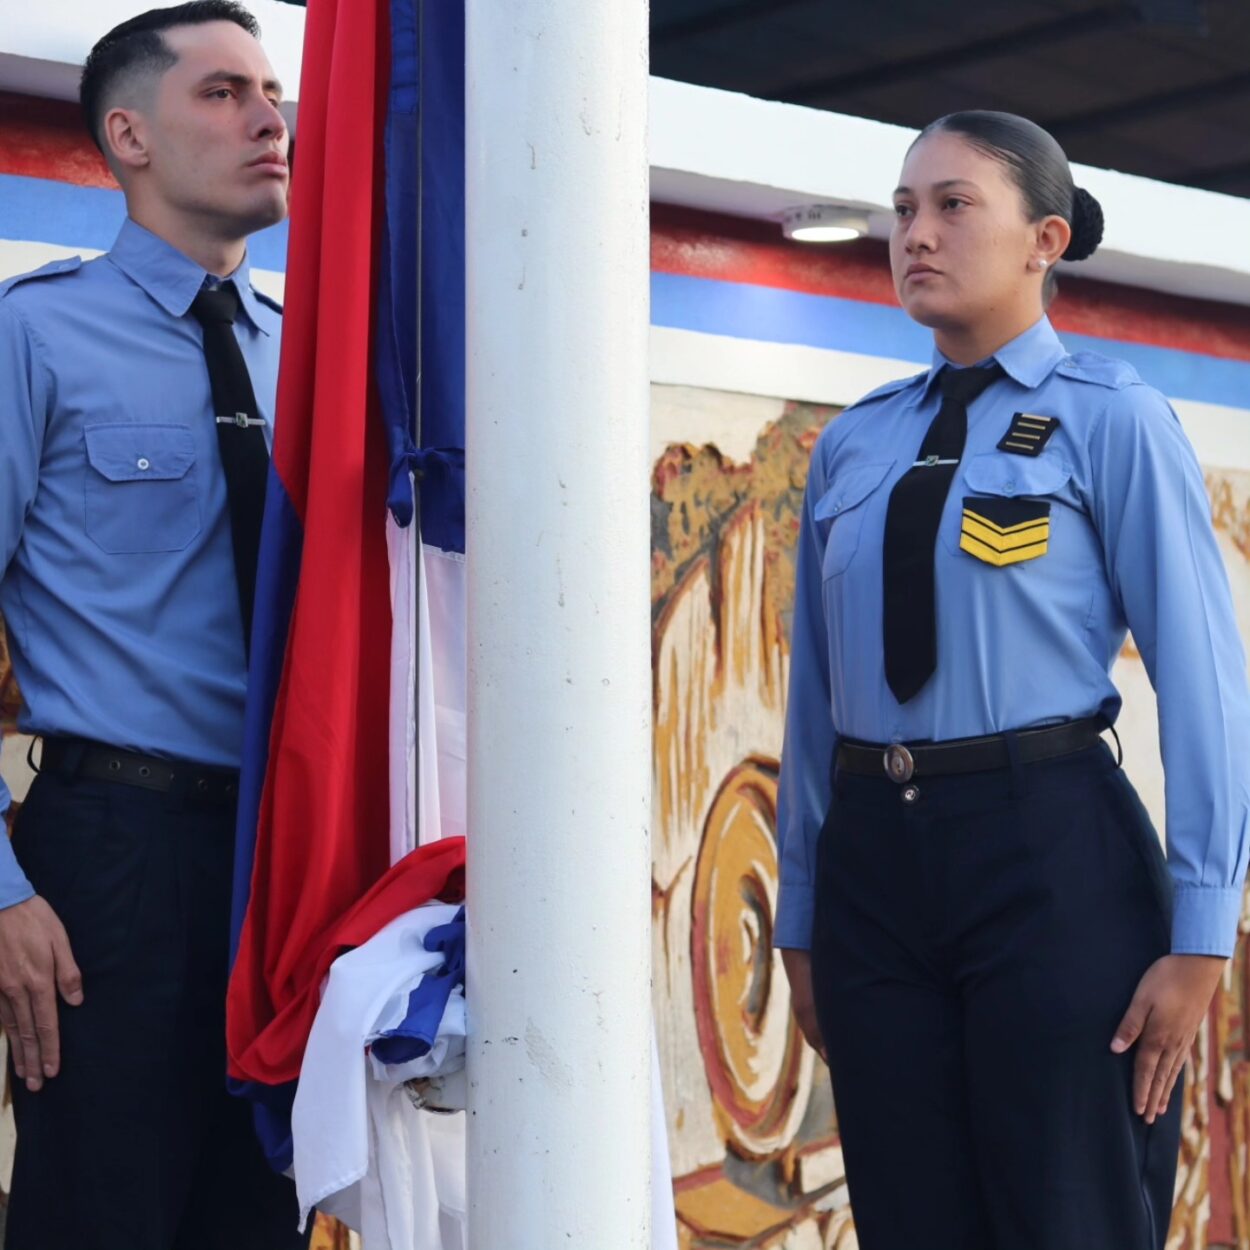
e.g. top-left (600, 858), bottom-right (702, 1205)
top-left (464, 0), bottom-right (652, 1245)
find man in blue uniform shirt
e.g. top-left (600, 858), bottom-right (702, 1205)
top-left (0, 4), bottom-right (308, 1245)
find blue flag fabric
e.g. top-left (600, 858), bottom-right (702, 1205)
top-left (378, 0), bottom-right (466, 554)
top-left (370, 907), bottom-right (467, 1064)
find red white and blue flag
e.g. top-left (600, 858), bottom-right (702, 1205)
top-left (224, 0), bottom-right (467, 1169)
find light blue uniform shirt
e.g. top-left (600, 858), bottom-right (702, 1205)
top-left (0, 218), bottom-right (281, 908)
top-left (776, 316), bottom-right (1250, 958)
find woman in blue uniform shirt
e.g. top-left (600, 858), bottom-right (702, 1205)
top-left (775, 110), bottom-right (1250, 1250)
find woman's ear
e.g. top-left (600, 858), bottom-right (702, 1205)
top-left (1033, 213), bottom-right (1071, 270)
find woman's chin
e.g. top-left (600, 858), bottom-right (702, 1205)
top-left (899, 293), bottom-right (955, 330)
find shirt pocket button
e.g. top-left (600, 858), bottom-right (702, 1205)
top-left (137, 457), bottom-right (151, 471)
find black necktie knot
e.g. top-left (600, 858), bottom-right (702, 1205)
top-left (191, 283), bottom-right (240, 327)
top-left (939, 361), bottom-right (1004, 405)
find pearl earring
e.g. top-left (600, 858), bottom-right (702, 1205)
top-left (1037, 259), bottom-right (1049, 270)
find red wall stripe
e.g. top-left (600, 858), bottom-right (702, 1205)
top-left (0, 92), bottom-right (117, 189)
top-left (652, 204), bottom-right (1250, 364)
top-left (4, 96), bottom-right (1249, 365)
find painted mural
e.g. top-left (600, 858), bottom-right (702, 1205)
top-left (648, 380), bottom-right (1250, 1250)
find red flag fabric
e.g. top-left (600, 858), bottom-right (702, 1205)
top-left (224, 0), bottom-right (464, 1089)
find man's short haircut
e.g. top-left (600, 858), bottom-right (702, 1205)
top-left (80, 1), bottom-right (261, 154)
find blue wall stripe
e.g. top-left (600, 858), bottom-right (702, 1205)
top-left (0, 173), bottom-right (289, 272)
top-left (653, 271), bottom-right (1250, 410)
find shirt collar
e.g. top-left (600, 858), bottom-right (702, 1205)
top-left (923, 315), bottom-right (1065, 398)
top-left (107, 217), bottom-right (271, 335)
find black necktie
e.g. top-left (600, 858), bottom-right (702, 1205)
top-left (882, 362), bottom-right (1004, 704)
top-left (191, 283), bottom-right (270, 656)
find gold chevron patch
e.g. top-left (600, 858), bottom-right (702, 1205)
top-left (960, 497), bottom-right (1051, 567)
top-left (998, 412), bottom-right (1060, 456)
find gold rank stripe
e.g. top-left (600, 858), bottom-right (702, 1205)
top-left (960, 517), bottom-right (1049, 552)
top-left (962, 507), bottom-right (1049, 537)
top-left (960, 531), bottom-right (1049, 566)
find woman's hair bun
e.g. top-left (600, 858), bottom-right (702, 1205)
top-left (1063, 186), bottom-right (1104, 262)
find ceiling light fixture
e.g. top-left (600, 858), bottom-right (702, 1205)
top-left (782, 205), bottom-right (869, 244)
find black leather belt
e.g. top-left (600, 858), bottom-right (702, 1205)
top-left (36, 737), bottom-right (240, 806)
top-left (837, 716), bottom-right (1109, 784)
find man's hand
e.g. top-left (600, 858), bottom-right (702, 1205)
top-left (1111, 953), bottom-right (1225, 1124)
top-left (0, 896), bottom-right (83, 1091)
top-left (780, 947), bottom-right (826, 1062)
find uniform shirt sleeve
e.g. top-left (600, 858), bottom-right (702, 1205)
top-left (1089, 383), bottom-right (1250, 957)
top-left (775, 445), bottom-right (836, 951)
top-left (0, 302), bottom-right (46, 910)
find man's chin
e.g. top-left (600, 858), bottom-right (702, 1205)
top-left (234, 192), bottom-right (290, 237)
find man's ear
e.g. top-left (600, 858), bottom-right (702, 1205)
top-left (103, 107), bottom-right (151, 172)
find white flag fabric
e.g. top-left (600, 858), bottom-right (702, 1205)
top-left (292, 902), bottom-right (466, 1247)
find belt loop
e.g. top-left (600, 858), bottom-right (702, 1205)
top-left (1104, 719), bottom-right (1124, 770)
top-left (1003, 730), bottom-right (1028, 800)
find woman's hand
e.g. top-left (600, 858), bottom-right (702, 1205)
top-left (780, 947), bottom-right (827, 1062)
top-left (1110, 953), bottom-right (1226, 1124)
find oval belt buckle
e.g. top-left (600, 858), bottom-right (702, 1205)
top-left (883, 744), bottom-right (915, 784)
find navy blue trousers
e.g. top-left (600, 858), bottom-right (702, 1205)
top-left (4, 765), bottom-right (309, 1250)
top-left (811, 743), bottom-right (1181, 1250)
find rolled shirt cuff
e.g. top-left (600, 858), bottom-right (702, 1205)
top-left (773, 878), bottom-right (814, 951)
top-left (1171, 883), bottom-right (1244, 958)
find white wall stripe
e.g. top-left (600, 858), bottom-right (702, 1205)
top-left (651, 325), bottom-right (1250, 470)
top-left (651, 324), bottom-right (922, 407)
top-left (0, 238), bottom-right (286, 302)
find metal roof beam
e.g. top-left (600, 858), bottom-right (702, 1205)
top-left (652, 0), bottom-right (811, 48)
top-left (771, 4), bottom-right (1139, 106)
top-left (1044, 72), bottom-right (1250, 138)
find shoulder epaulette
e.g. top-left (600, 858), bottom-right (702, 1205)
top-left (841, 370), bottom-right (928, 413)
top-left (252, 287), bottom-right (283, 315)
top-left (1055, 351), bottom-right (1140, 391)
top-left (0, 256), bottom-right (83, 300)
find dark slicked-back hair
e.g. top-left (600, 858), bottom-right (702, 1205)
top-left (80, 1), bottom-right (261, 154)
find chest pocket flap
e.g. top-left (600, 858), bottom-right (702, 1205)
top-left (814, 459), bottom-right (894, 578)
top-left (84, 423), bottom-right (196, 483)
top-left (963, 450), bottom-right (1071, 499)
top-left (814, 460), bottom-right (894, 524)
top-left (83, 424), bottom-right (200, 554)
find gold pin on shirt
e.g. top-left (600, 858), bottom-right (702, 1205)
top-left (998, 412), bottom-right (1060, 456)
